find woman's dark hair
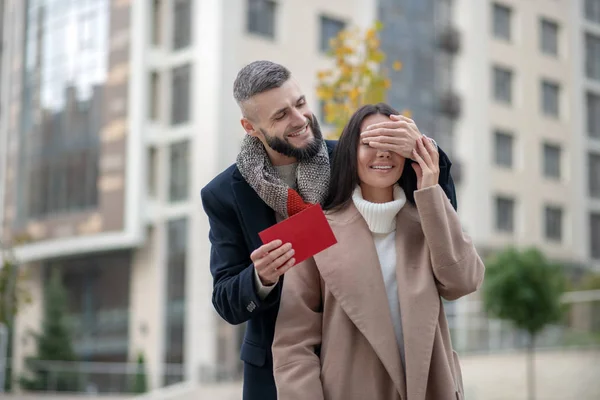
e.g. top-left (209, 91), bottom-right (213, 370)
top-left (323, 103), bottom-right (418, 211)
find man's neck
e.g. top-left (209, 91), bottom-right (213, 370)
top-left (265, 146), bottom-right (297, 166)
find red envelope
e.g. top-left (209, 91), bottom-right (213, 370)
top-left (259, 204), bottom-right (337, 265)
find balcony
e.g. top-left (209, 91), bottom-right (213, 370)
top-left (438, 26), bottom-right (461, 54)
top-left (438, 91), bottom-right (462, 119)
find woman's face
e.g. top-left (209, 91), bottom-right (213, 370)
top-left (357, 114), bottom-right (406, 193)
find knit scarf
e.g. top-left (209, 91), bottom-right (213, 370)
top-left (236, 135), bottom-right (330, 218)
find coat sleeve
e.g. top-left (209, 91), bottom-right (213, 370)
top-left (201, 187), bottom-right (281, 325)
top-left (414, 184), bottom-right (485, 301)
top-left (272, 257), bottom-right (325, 400)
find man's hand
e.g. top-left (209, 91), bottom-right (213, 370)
top-left (360, 114), bottom-right (422, 159)
top-left (251, 240), bottom-right (296, 286)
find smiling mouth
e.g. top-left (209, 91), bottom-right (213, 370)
top-left (370, 165), bottom-right (394, 170)
top-left (288, 124), bottom-right (309, 138)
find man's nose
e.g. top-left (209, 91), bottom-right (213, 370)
top-left (290, 108), bottom-right (306, 125)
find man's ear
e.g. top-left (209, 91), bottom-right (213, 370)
top-left (241, 118), bottom-right (259, 137)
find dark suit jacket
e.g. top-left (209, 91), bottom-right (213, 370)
top-left (200, 140), bottom-right (457, 400)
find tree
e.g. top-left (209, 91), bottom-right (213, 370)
top-left (19, 268), bottom-right (78, 392)
top-left (316, 21), bottom-right (408, 138)
top-left (482, 247), bottom-right (566, 400)
top-left (130, 352), bottom-right (148, 394)
top-left (0, 240), bottom-right (32, 392)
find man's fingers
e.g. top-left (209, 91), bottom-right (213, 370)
top-left (390, 114), bottom-right (416, 125)
top-left (363, 135), bottom-right (404, 144)
top-left (251, 240), bottom-right (287, 264)
top-left (275, 257), bottom-right (297, 274)
top-left (270, 248), bottom-right (295, 270)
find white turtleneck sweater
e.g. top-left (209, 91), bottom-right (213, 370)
top-left (352, 184), bottom-right (407, 370)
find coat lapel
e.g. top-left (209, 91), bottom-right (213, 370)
top-left (231, 173), bottom-right (276, 251)
top-left (315, 204), bottom-right (407, 399)
top-left (395, 206), bottom-right (441, 400)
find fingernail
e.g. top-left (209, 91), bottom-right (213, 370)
top-left (290, 249), bottom-right (295, 255)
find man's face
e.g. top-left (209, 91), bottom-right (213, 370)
top-left (241, 79), bottom-right (323, 163)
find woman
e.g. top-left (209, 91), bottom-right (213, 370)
top-left (272, 103), bottom-right (484, 400)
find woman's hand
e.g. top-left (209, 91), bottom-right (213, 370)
top-left (411, 136), bottom-right (440, 190)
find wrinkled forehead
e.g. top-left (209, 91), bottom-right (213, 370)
top-left (245, 79), bottom-right (304, 121)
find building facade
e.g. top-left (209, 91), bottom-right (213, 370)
top-left (0, 0), bottom-right (378, 393)
top-left (1, 0), bottom-right (597, 396)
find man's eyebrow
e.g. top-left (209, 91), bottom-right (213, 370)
top-left (270, 105), bottom-right (289, 120)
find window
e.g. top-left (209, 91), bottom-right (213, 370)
top-left (165, 218), bottom-right (188, 379)
top-left (541, 80), bottom-right (560, 117)
top-left (495, 196), bottom-right (515, 233)
top-left (320, 15), bottom-right (345, 53)
top-left (247, 0), bottom-right (276, 39)
top-left (169, 140), bottom-right (189, 202)
top-left (587, 92), bottom-right (600, 138)
top-left (589, 153), bottom-right (600, 198)
top-left (585, 0), bottom-right (600, 24)
top-left (149, 71), bottom-right (160, 121)
top-left (152, 0), bottom-right (162, 46)
top-left (148, 147), bottom-right (158, 198)
top-left (544, 206), bottom-right (563, 242)
top-left (493, 66), bottom-right (513, 104)
top-left (171, 64), bottom-right (191, 125)
top-left (585, 33), bottom-right (600, 81)
top-left (173, 0), bottom-right (192, 50)
top-left (494, 130), bottom-right (514, 168)
top-left (543, 143), bottom-right (561, 179)
top-left (540, 18), bottom-right (558, 56)
top-left (492, 3), bottom-right (511, 40)
top-left (591, 213), bottom-right (600, 259)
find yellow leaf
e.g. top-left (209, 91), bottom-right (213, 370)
top-left (384, 79), bottom-right (391, 89)
top-left (401, 109), bottom-right (412, 118)
top-left (374, 20), bottom-right (384, 31)
top-left (393, 60), bottom-right (403, 71)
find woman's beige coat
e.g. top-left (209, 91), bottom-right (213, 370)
top-left (272, 185), bottom-right (485, 400)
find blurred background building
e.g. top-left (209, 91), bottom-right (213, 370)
top-left (0, 0), bottom-right (598, 398)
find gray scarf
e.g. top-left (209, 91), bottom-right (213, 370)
top-left (236, 135), bottom-right (330, 218)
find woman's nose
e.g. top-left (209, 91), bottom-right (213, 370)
top-left (376, 149), bottom-right (391, 158)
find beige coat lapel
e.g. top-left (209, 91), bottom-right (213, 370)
top-left (315, 204), bottom-right (407, 399)
top-left (395, 206), bottom-right (441, 400)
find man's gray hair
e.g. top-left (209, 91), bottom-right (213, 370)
top-left (233, 60), bottom-right (291, 107)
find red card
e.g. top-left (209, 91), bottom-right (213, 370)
top-left (259, 204), bottom-right (337, 265)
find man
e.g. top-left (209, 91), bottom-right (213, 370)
top-left (200, 60), bottom-right (457, 399)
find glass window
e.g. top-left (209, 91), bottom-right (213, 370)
top-left (495, 196), bottom-right (515, 233)
top-left (173, 0), bottom-right (192, 50)
top-left (540, 18), bottom-right (558, 56)
top-left (165, 218), bottom-right (188, 382)
top-left (247, 0), bottom-right (276, 39)
top-left (152, 0), bottom-right (163, 47)
top-left (169, 140), bottom-right (189, 202)
top-left (492, 3), bottom-right (511, 40)
top-left (587, 92), bottom-right (600, 138)
top-left (585, 0), bottom-right (600, 24)
top-left (148, 147), bottom-right (158, 198)
top-left (19, 0), bottom-right (108, 219)
top-left (171, 64), bottom-right (191, 125)
top-left (544, 206), bottom-right (563, 242)
top-left (494, 130), bottom-right (513, 168)
top-left (585, 33), bottom-right (600, 81)
top-left (591, 213), bottom-right (600, 259)
top-left (543, 143), bottom-right (561, 179)
top-left (541, 80), bottom-right (560, 117)
top-left (493, 66), bottom-right (513, 104)
top-left (320, 15), bottom-right (345, 53)
top-left (589, 153), bottom-right (600, 198)
top-left (149, 71), bottom-right (160, 121)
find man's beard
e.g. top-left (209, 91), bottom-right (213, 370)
top-left (261, 115), bottom-right (323, 162)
